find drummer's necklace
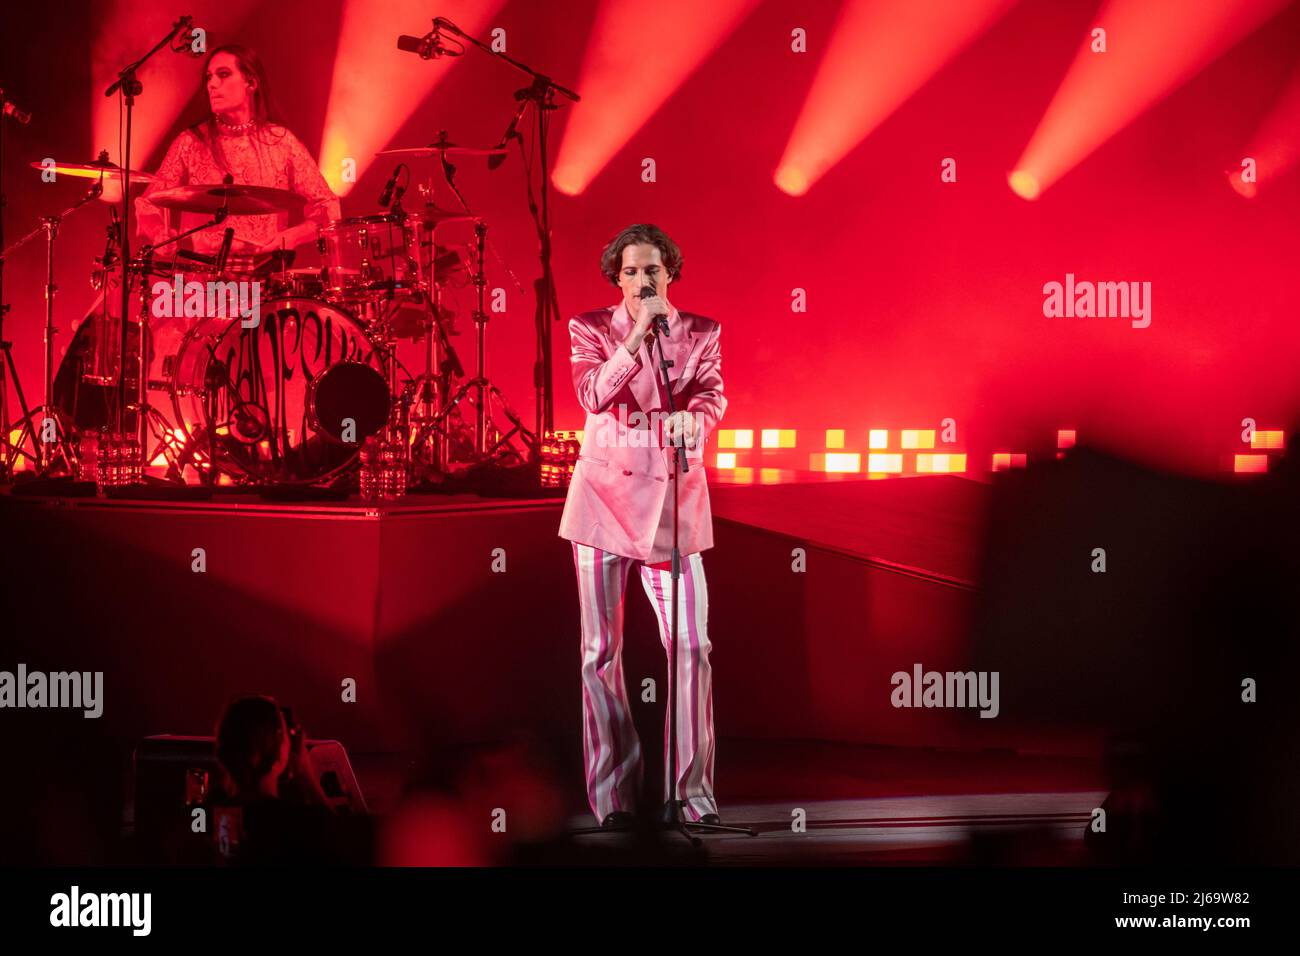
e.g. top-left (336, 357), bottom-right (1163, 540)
top-left (217, 115), bottom-right (256, 134)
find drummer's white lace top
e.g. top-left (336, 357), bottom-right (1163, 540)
top-left (135, 123), bottom-right (341, 255)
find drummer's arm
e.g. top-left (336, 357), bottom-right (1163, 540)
top-left (135, 133), bottom-right (189, 246)
top-left (280, 132), bottom-right (342, 249)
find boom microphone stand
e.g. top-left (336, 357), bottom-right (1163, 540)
top-left (419, 16), bottom-right (579, 463)
top-left (104, 14), bottom-right (194, 480)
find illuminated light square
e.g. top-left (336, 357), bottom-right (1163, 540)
top-left (825, 429), bottom-right (845, 449)
top-left (1234, 454), bottom-right (1268, 474)
top-left (901, 429), bottom-right (935, 449)
top-left (992, 453), bottom-right (1028, 471)
top-left (716, 452), bottom-right (737, 469)
top-left (1057, 429), bottom-right (1077, 449)
top-left (718, 429), bottom-right (753, 449)
top-left (761, 429), bottom-right (797, 449)
top-left (733, 467), bottom-right (755, 483)
top-left (759, 468), bottom-right (784, 484)
top-left (916, 453), bottom-right (967, 474)
top-left (867, 453), bottom-right (903, 473)
top-left (1250, 430), bottom-right (1284, 450)
top-left (812, 452), bottom-right (860, 473)
top-left (868, 429), bottom-right (889, 449)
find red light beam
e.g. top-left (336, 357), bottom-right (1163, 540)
top-left (551, 0), bottom-right (761, 197)
top-left (774, 0), bottom-right (1016, 197)
top-left (1009, 0), bottom-right (1292, 200)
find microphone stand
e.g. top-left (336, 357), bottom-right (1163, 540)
top-left (648, 318), bottom-right (754, 842)
top-left (104, 14), bottom-right (193, 481)
top-left (424, 17), bottom-right (578, 466)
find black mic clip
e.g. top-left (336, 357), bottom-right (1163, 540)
top-left (379, 164), bottom-right (402, 207)
top-left (215, 227), bottom-right (235, 275)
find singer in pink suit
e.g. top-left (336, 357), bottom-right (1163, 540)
top-left (558, 223), bottom-right (727, 828)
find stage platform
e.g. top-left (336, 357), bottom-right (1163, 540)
top-left (1, 474), bottom-right (1107, 855)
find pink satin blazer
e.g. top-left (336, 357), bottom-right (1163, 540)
top-left (558, 302), bottom-right (727, 561)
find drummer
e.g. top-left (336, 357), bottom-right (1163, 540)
top-left (136, 44), bottom-right (341, 257)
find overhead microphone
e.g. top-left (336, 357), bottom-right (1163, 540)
top-left (396, 33), bottom-right (440, 59)
top-left (173, 16), bottom-right (206, 57)
top-left (215, 227), bottom-right (235, 274)
top-left (488, 98), bottom-right (528, 172)
top-left (378, 165), bottom-right (401, 207)
top-left (1, 96), bottom-right (32, 125)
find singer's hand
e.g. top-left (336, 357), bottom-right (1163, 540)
top-left (663, 411), bottom-right (698, 450)
top-left (624, 293), bottom-right (669, 354)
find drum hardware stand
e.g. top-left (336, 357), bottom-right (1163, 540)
top-left (1, 86), bottom-right (38, 481)
top-left (5, 180), bottom-right (109, 478)
top-left (412, 18), bottom-right (579, 464)
top-left (125, 180), bottom-right (234, 484)
top-left (434, 141), bottom-right (535, 463)
top-left (412, 221), bottom-right (534, 468)
top-left (405, 173), bottom-right (465, 479)
top-left (166, 347), bottom-right (229, 489)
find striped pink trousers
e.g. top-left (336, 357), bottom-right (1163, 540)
top-left (571, 542), bottom-right (717, 823)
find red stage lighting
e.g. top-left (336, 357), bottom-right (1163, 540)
top-left (92, 0), bottom-right (259, 169)
top-left (550, 0), bottom-right (761, 196)
top-left (1010, 0), bottom-right (1291, 199)
top-left (1228, 60), bottom-right (1300, 199)
top-left (320, 0), bottom-right (506, 196)
top-left (774, 0), bottom-right (1016, 196)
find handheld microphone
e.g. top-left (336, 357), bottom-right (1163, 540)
top-left (639, 284), bottom-right (670, 338)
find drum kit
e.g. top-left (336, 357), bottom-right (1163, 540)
top-left (2, 144), bottom-right (534, 492)
top-left (1, 17), bottom-right (578, 496)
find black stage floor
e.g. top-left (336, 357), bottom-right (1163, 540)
top-left (1, 474), bottom-right (1118, 865)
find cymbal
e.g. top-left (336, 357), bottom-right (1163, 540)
top-left (417, 204), bottom-right (476, 226)
top-left (31, 158), bottom-right (155, 184)
top-left (147, 184), bottom-right (306, 216)
top-left (376, 144), bottom-right (506, 159)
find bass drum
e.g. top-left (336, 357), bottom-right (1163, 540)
top-left (169, 296), bottom-right (390, 484)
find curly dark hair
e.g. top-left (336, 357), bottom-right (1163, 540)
top-left (599, 223), bottom-right (684, 287)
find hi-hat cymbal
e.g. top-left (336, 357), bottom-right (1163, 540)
top-left (147, 184), bottom-right (306, 216)
top-left (31, 158), bottom-right (155, 184)
top-left (376, 144), bottom-right (506, 159)
top-left (417, 204), bottom-right (477, 226)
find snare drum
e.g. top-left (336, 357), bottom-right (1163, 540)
top-left (269, 267), bottom-right (326, 299)
top-left (319, 214), bottom-right (418, 302)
